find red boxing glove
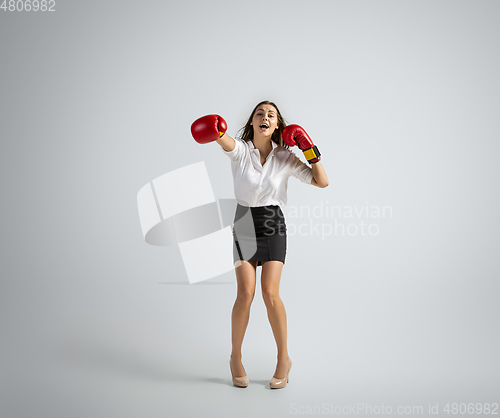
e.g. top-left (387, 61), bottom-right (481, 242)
top-left (282, 124), bottom-right (321, 164)
top-left (191, 114), bottom-right (227, 144)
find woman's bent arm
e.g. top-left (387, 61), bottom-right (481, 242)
top-left (311, 161), bottom-right (329, 188)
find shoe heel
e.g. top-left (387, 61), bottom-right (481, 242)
top-left (269, 358), bottom-right (292, 389)
top-left (229, 356), bottom-right (249, 388)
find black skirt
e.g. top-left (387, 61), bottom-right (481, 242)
top-left (232, 203), bottom-right (287, 266)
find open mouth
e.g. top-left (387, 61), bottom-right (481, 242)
top-left (260, 124), bottom-right (269, 130)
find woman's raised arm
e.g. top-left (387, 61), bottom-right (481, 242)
top-left (216, 132), bottom-right (235, 152)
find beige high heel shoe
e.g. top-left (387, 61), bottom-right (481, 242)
top-left (229, 355), bottom-right (249, 388)
top-left (269, 358), bottom-right (292, 389)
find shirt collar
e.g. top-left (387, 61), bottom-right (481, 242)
top-left (250, 139), bottom-right (278, 151)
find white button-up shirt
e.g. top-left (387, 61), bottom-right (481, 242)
top-left (221, 137), bottom-right (314, 208)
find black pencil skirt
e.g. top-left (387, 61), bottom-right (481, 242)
top-left (232, 203), bottom-right (287, 266)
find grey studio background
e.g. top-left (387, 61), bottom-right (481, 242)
top-left (1, 0), bottom-right (499, 417)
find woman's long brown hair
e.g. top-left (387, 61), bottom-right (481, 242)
top-left (237, 100), bottom-right (290, 149)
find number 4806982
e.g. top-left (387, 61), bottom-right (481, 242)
top-left (1, 0), bottom-right (56, 11)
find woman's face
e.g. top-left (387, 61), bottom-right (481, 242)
top-left (250, 104), bottom-right (279, 137)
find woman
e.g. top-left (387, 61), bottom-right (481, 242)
top-left (191, 101), bottom-right (329, 389)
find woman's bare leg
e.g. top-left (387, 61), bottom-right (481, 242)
top-left (261, 260), bottom-right (290, 378)
top-left (230, 260), bottom-right (257, 377)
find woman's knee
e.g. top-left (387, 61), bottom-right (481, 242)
top-left (237, 288), bottom-right (255, 305)
top-left (235, 260), bottom-right (257, 306)
top-left (261, 288), bottom-right (280, 307)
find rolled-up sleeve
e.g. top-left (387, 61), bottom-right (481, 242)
top-left (221, 138), bottom-right (245, 161)
top-left (290, 153), bottom-right (314, 185)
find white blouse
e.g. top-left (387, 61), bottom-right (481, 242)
top-left (221, 137), bottom-right (314, 208)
